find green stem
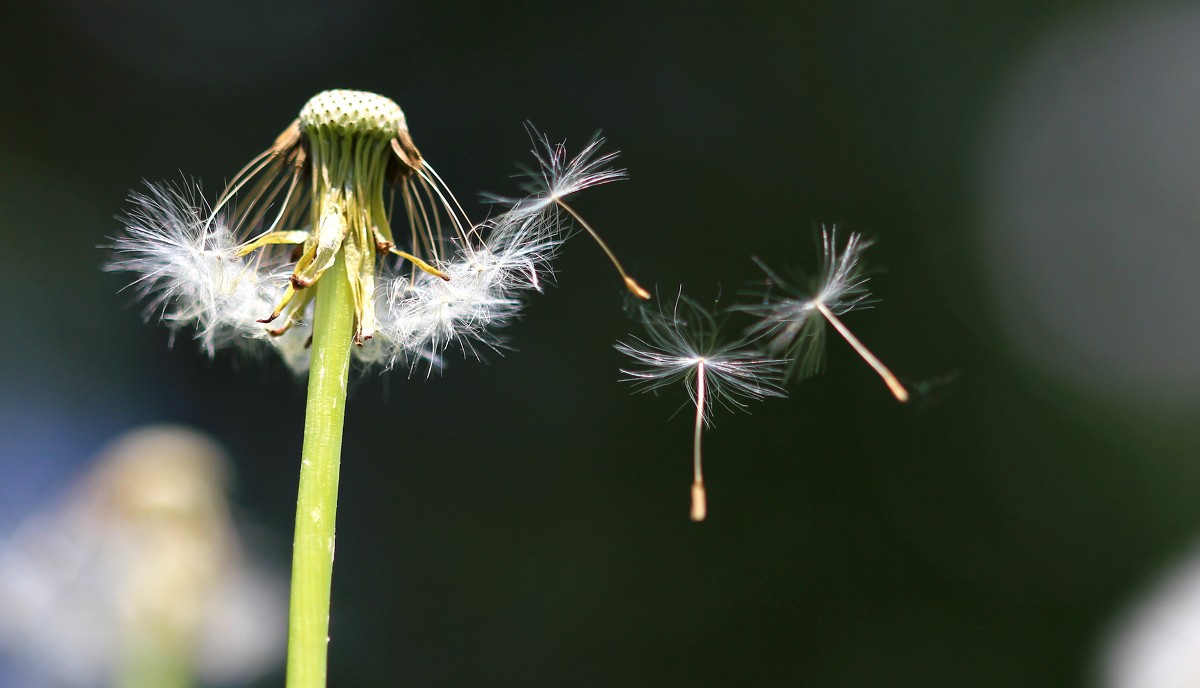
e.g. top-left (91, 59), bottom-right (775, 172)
top-left (287, 251), bottom-right (354, 688)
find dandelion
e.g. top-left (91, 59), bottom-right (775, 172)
top-left (617, 295), bottom-right (785, 521)
top-left (0, 426), bottom-right (285, 688)
top-left (108, 91), bottom-right (646, 374)
top-left (106, 89), bottom-right (645, 688)
top-left (742, 227), bottom-right (909, 402)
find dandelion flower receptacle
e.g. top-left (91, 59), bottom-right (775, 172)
top-left (108, 89), bottom-right (642, 688)
top-left (617, 295), bottom-right (785, 521)
top-left (744, 227), bottom-right (909, 402)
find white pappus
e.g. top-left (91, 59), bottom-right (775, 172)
top-left (616, 294), bottom-right (786, 521)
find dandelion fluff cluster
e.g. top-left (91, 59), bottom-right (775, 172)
top-left (109, 184), bottom-right (299, 361)
top-left (109, 132), bottom-right (618, 375)
top-left (357, 209), bottom-right (565, 371)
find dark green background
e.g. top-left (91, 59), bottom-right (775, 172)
top-left (2, 1), bottom-right (1197, 686)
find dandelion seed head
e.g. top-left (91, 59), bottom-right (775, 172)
top-left (109, 91), bottom-right (623, 377)
top-left (737, 228), bottom-right (909, 400)
top-left (740, 227), bottom-right (875, 380)
top-left (617, 293), bottom-right (785, 522)
top-left (617, 295), bottom-right (786, 423)
top-left (491, 127), bottom-right (627, 220)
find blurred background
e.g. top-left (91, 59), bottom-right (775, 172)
top-left (1, 1), bottom-right (1199, 686)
